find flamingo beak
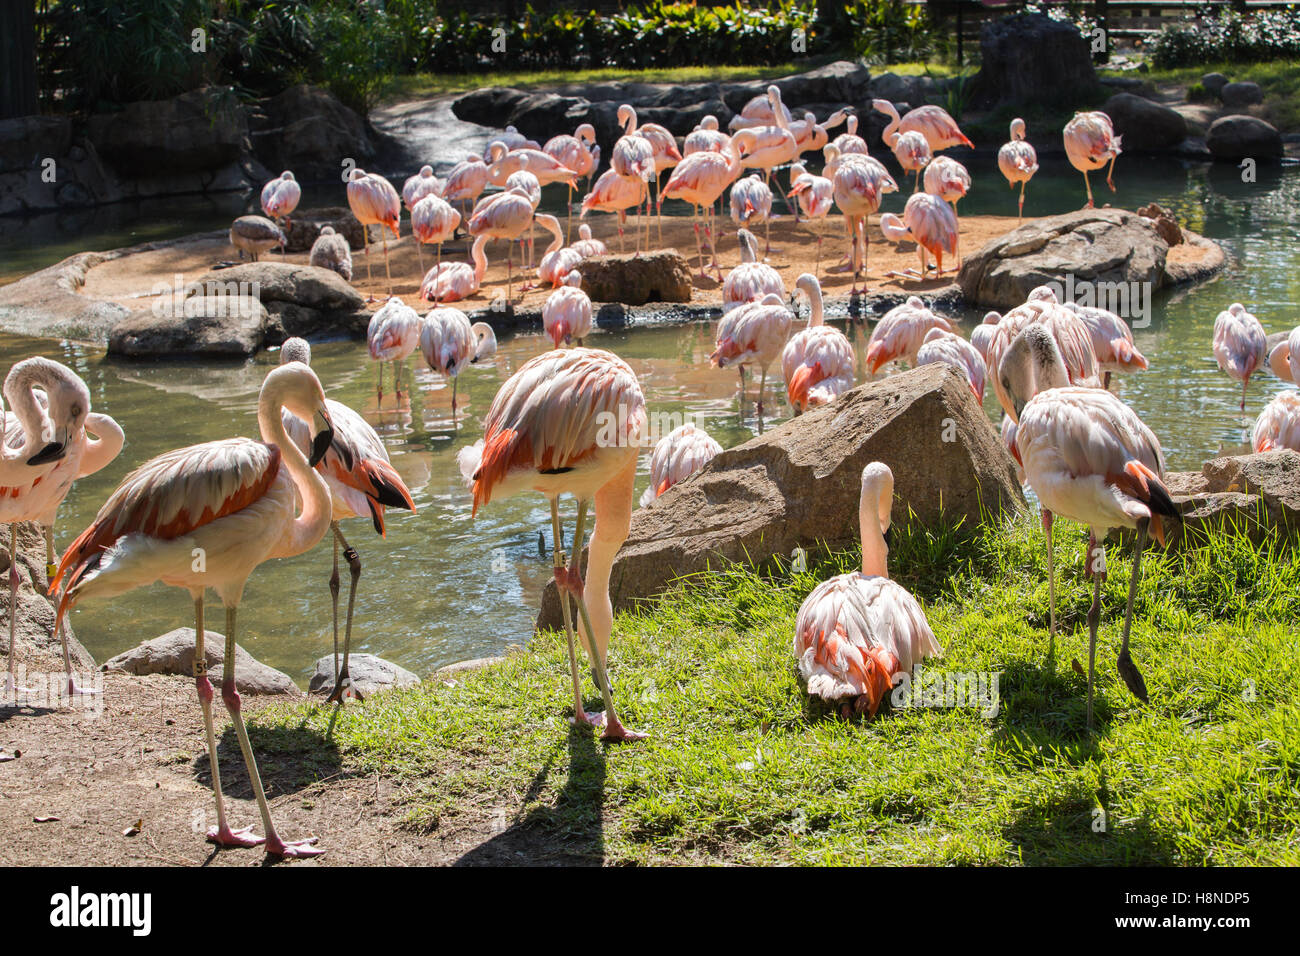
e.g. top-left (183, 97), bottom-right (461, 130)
top-left (27, 425), bottom-right (69, 466)
top-left (309, 409), bottom-right (335, 467)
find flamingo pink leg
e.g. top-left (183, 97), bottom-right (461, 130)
top-left (551, 498), bottom-right (601, 729)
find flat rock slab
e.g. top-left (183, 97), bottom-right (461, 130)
top-left (538, 363), bottom-right (1025, 629)
top-left (107, 295), bottom-right (267, 358)
top-left (102, 628), bottom-right (301, 696)
top-left (307, 653), bottom-right (420, 698)
top-left (579, 251), bottom-right (693, 305)
top-left (1162, 449), bottom-right (1300, 546)
top-left (195, 261), bottom-right (364, 312)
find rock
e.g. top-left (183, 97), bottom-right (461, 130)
top-left (262, 301), bottom-right (369, 343)
top-left (452, 87), bottom-right (532, 128)
top-left (537, 363), bottom-right (1025, 629)
top-left (1136, 203), bottom-right (1183, 246)
top-left (0, 521), bottom-right (95, 674)
top-left (959, 208), bottom-right (1170, 311)
top-left (0, 251), bottom-right (132, 342)
top-left (308, 653), bottom-right (419, 698)
top-left (252, 85), bottom-right (375, 183)
top-left (102, 628), bottom-right (301, 696)
top-left (194, 261), bottom-right (364, 313)
top-left (773, 60), bottom-right (872, 107)
top-left (87, 87), bottom-right (249, 176)
top-left (1163, 450), bottom-right (1300, 546)
top-left (284, 207), bottom-right (366, 253)
top-left (971, 13), bottom-right (1098, 108)
top-left (1219, 81), bottom-right (1263, 108)
top-left (1206, 114), bottom-right (1283, 161)
top-left (579, 252), bottom-right (692, 305)
top-left (434, 656), bottom-right (504, 679)
top-left (1201, 72), bottom-right (1230, 96)
top-left (0, 115), bottom-right (72, 174)
top-left (1102, 93), bottom-right (1187, 151)
top-left (107, 295), bottom-right (267, 358)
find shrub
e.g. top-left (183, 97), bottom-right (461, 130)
top-left (1150, 9), bottom-right (1300, 69)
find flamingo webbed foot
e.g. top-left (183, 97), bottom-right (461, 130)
top-left (265, 835), bottom-right (324, 859)
top-left (207, 825), bottom-right (266, 848)
top-left (601, 719), bottom-right (647, 742)
top-left (571, 709), bottom-right (606, 729)
top-left (1117, 650), bottom-right (1149, 703)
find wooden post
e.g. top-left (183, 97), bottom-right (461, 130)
top-left (0, 0), bottom-right (38, 119)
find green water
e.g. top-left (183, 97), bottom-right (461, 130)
top-left (1, 155), bottom-right (1296, 684)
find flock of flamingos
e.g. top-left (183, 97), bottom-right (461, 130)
top-left (5, 87), bottom-right (1300, 860)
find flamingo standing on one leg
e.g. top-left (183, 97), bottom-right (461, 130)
top-left (865, 296), bottom-right (954, 374)
top-left (1252, 391), bottom-right (1300, 452)
top-left (660, 130), bottom-right (752, 279)
top-left (998, 118), bottom-right (1039, 222)
top-left (639, 423), bottom-right (722, 506)
top-left (367, 296), bottom-right (423, 403)
top-left (346, 168), bottom-right (401, 299)
top-left (1212, 302), bottom-right (1267, 411)
top-left (722, 228), bottom-right (783, 313)
top-left (879, 192), bottom-right (958, 280)
top-left (922, 155), bottom-right (970, 267)
top-left (420, 234), bottom-right (489, 305)
top-left (1064, 111), bottom-right (1121, 209)
top-left (794, 462), bottom-right (942, 718)
top-left (916, 327), bottom-right (987, 402)
top-left (711, 291), bottom-right (793, 419)
top-left (419, 307), bottom-right (498, 417)
top-left (410, 194), bottom-right (461, 284)
top-left (542, 272), bottom-right (593, 348)
top-left (1, 357), bottom-right (123, 700)
top-left (276, 339), bottom-right (416, 703)
top-left (260, 171), bottom-right (301, 249)
top-left (1065, 302), bottom-right (1148, 389)
top-left (829, 149), bottom-right (897, 293)
top-left (782, 273), bottom-right (854, 413)
top-left (544, 123), bottom-right (600, 241)
top-left (580, 169), bottom-right (647, 257)
top-left (457, 348), bottom-right (648, 741)
top-left (52, 362), bottom-right (337, 857)
top-left (999, 325), bottom-right (1178, 728)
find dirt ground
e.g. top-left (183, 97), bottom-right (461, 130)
top-left (80, 207), bottom-right (1028, 316)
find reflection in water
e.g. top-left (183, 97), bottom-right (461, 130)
top-left (0, 158), bottom-right (1296, 683)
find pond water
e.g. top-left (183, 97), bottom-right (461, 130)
top-left (1, 148), bottom-right (1296, 684)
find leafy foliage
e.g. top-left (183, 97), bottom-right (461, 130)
top-left (1151, 9), bottom-right (1300, 69)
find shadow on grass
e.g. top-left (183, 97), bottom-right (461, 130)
top-left (190, 716), bottom-right (348, 800)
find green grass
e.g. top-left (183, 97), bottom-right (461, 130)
top-left (1101, 58), bottom-right (1300, 132)
top-left (255, 512), bottom-right (1300, 865)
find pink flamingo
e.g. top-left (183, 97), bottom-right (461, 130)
top-left (998, 118), bottom-right (1039, 222)
top-left (794, 462), bottom-right (941, 718)
top-left (829, 150), bottom-right (897, 292)
top-left (879, 192), bottom-right (958, 280)
top-left (581, 167), bottom-right (648, 256)
top-left (402, 165), bottom-right (443, 211)
top-left (787, 162), bottom-right (834, 278)
top-left (570, 223), bottom-right (608, 258)
top-left (916, 327), bottom-right (987, 402)
top-left (276, 339), bottom-right (415, 703)
top-left (487, 142), bottom-right (578, 190)
top-left (661, 129), bottom-right (752, 279)
top-left (619, 105), bottom-right (681, 243)
top-left (729, 88), bottom-right (793, 130)
top-left (790, 108), bottom-right (848, 157)
top-left (873, 99), bottom-right (973, 152)
top-left (1065, 302), bottom-right (1148, 388)
top-left (544, 123), bottom-right (600, 239)
top-left (865, 296), bottom-right (954, 373)
top-left (538, 234), bottom-right (584, 289)
top-left (1267, 326), bottom-right (1300, 383)
top-left (346, 168), bottom-right (401, 297)
top-left (1000, 325), bottom-right (1178, 727)
top-left (260, 170), bottom-right (301, 234)
top-left (418, 306), bottom-right (497, 416)
top-left (482, 126), bottom-right (539, 158)
top-left (684, 115), bottom-right (730, 156)
top-left (736, 87), bottom-right (799, 210)
top-left (782, 273), bottom-right (854, 413)
top-left (542, 272), bottom-right (593, 348)
top-left (504, 168), bottom-right (542, 272)
top-left (1, 357), bottom-right (123, 699)
top-left (410, 193), bottom-right (461, 280)
top-left (470, 187), bottom-right (559, 303)
top-left (711, 291), bottom-right (793, 417)
top-left (53, 362), bottom-right (337, 856)
top-left (829, 112), bottom-right (870, 158)
top-left (420, 234), bottom-right (489, 304)
top-left (457, 347), bottom-right (648, 741)
top-left (730, 173), bottom-right (774, 257)
top-left (639, 423), bottom-right (722, 506)
top-left (308, 226), bottom-right (352, 281)
top-left (886, 129), bottom-right (931, 193)
top-left (1253, 391), bottom-right (1300, 452)
top-left (923, 155), bottom-right (971, 266)
top-left (723, 228), bottom-right (784, 313)
top-left (367, 296), bottom-right (423, 402)
top-left (1064, 111), bottom-right (1121, 208)
top-left (1212, 302), bottom-right (1267, 411)
top-left (986, 288), bottom-right (1100, 421)
top-left (442, 155), bottom-right (491, 224)
top-left (970, 310), bottom-right (1002, 365)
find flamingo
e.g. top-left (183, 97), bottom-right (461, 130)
top-left (782, 273), bottom-right (854, 413)
top-left (711, 291), bottom-right (793, 416)
top-left (1064, 111), bottom-right (1121, 208)
top-left (873, 99), bottom-right (973, 153)
top-left (829, 112), bottom-right (869, 158)
top-left (229, 216), bottom-right (284, 262)
top-left (923, 155), bottom-right (971, 266)
top-left (367, 296), bottom-right (423, 403)
top-left (618, 105), bottom-right (681, 243)
top-left (723, 228), bottom-right (784, 313)
top-left (970, 310), bottom-right (1002, 365)
top-left (736, 87), bottom-right (799, 212)
top-left (276, 339), bottom-right (416, 703)
top-left (542, 272), bottom-right (593, 349)
top-left (544, 123), bottom-right (600, 239)
top-left (504, 168), bottom-right (543, 272)
top-left (1267, 326), bottom-right (1300, 383)
top-left (916, 327), bottom-right (987, 402)
top-left (998, 118), bottom-right (1039, 222)
top-left (886, 129), bottom-right (931, 193)
top-left (1000, 413), bottom-right (1024, 484)
top-left (420, 234), bottom-right (489, 304)
top-left (730, 173), bottom-right (774, 257)
top-left (418, 307), bottom-right (498, 416)
top-left (790, 108), bottom-right (847, 157)
top-left (1253, 391), bottom-right (1300, 452)
top-left (260, 171), bottom-right (301, 234)
top-left (570, 223), bottom-right (608, 258)
top-left (999, 324), bottom-right (1178, 728)
top-left (457, 347), bottom-right (647, 741)
top-left (986, 289), bottom-right (1101, 422)
top-left (639, 423), bottom-right (722, 506)
top-left (346, 168), bottom-right (401, 298)
top-left (487, 142), bottom-right (580, 190)
top-left (442, 155), bottom-right (491, 224)
top-left (53, 362), bottom-right (337, 857)
top-left (684, 115), bottom-right (730, 156)
top-left (410, 193), bottom-right (461, 281)
top-left (793, 462), bottom-right (941, 717)
top-left (536, 213), bottom-right (583, 289)
top-left (730, 87), bottom-right (793, 130)
top-left (402, 165), bottom-right (443, 211)
top-left (581, 168), bottom-right (648, 256)
top-left (661, 129), bottom-right (753, 279)
top-left (879, 192), bottom-right (958, 280)
top-left (787, 162), bottom-right (834, 277)
top-left (1212, 302), bottom-right (1267, 411)
top-left (829, 150), bottom-right (897, 292)
top-left (1065, 302), bottom-right (1148, 388)
top-left (308, 226), bottom-right (353, 281)
top-left (865, 296), bottom-right (954, 374)
top-left (470, 187), bottom-right (559, 303)
top-left (1, 357), bottom-right (123, 699)
top-left (482, 126), bottom-right (539, 158)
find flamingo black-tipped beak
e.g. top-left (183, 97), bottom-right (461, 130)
top-left (26, 440), bottom-right (66, 466)
top-left (309, 409), bottom-right (335, 467)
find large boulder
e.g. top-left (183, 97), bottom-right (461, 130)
top-left (1201, 72), bottom-right (1230, 97)
top-left (579, 252), bottom-right (693, 305)
top-left (194, 261), bottom-right (364, 313)
top-left (87, 87), bottom-right (249, 176)
top-left (252, 85), bottom-right (375, 183)
top-left (537, 363), bottom-right (1025, 629)
top-left (772, 60), bottom-right (872, 107)
top-left (1219, 81), bottom-right (1263, 108)
top-left (107, 295), bottom-right (267, 358)
top-left (308, 653), bottom-right (420, 698)
top-left (1102, 93), bottom-right (1187, 152)
top-left (959, 208), bottom-right (1170, 311)
top-left (1206, 114), bottom-right (1283, 161)
top-left (1164, 450), bottom-right (1300, 545)
top-left (971, 13), bottom-right (1098, 108)
top-left (103, 628), bottom-right (301, 696)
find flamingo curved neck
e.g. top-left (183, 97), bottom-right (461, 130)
top-left (80, 414), bottom-right (124, 475)
top-left (878, 102), bottom-right (902, 142)
top-left (859, 488), bottom-right (889, 578)
top-left (258, 391), bottom-right (330, 560)
top-left (806, 285), bottom-right (824, 327)
top-left (471, 236), bottom-right (489, 281)
top-left (3, 367), bottom-right (55, 460)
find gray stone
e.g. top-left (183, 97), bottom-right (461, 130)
top-left (1206, 114), bottom-right (1283, 161)
top-left (286, 207), bottom-right (366, 254)
top-left (972, 13), bottom-right (1098, 108)
top-left (308, 653), bottom-right (419, 698)
top-left (434, 656), bottom-right (505, 679)
top-left (108, 296), bottom-right (267, 358)
top-left (102, 628), bottom-right (301, 696)
top-left (579, 251), bottom-right (692, 305)
top-left (251, 85), bottom-right (375, 183)
top-left (1162, 450), bottom-right (1300, 546)
top-left (262, 301), bottom-right (370, 344)
top-left (1201, 72), bottom-right (1230, 96)
top-left (194, 261), bottom-right (364, 313)
top-left (1220, 81), bottom-right (1263, 108)
top-left (537, 363), bottom-right (1025, 629)
top-left (87, 87), bottom-right (249, 176)
top-left (1102, 93), bottom-right (1187, 151)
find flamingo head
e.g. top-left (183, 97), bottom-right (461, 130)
top-left (787, 361), bottom-right (823, 411)
top-left (1009, 118), bottom-right (1026, 141)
